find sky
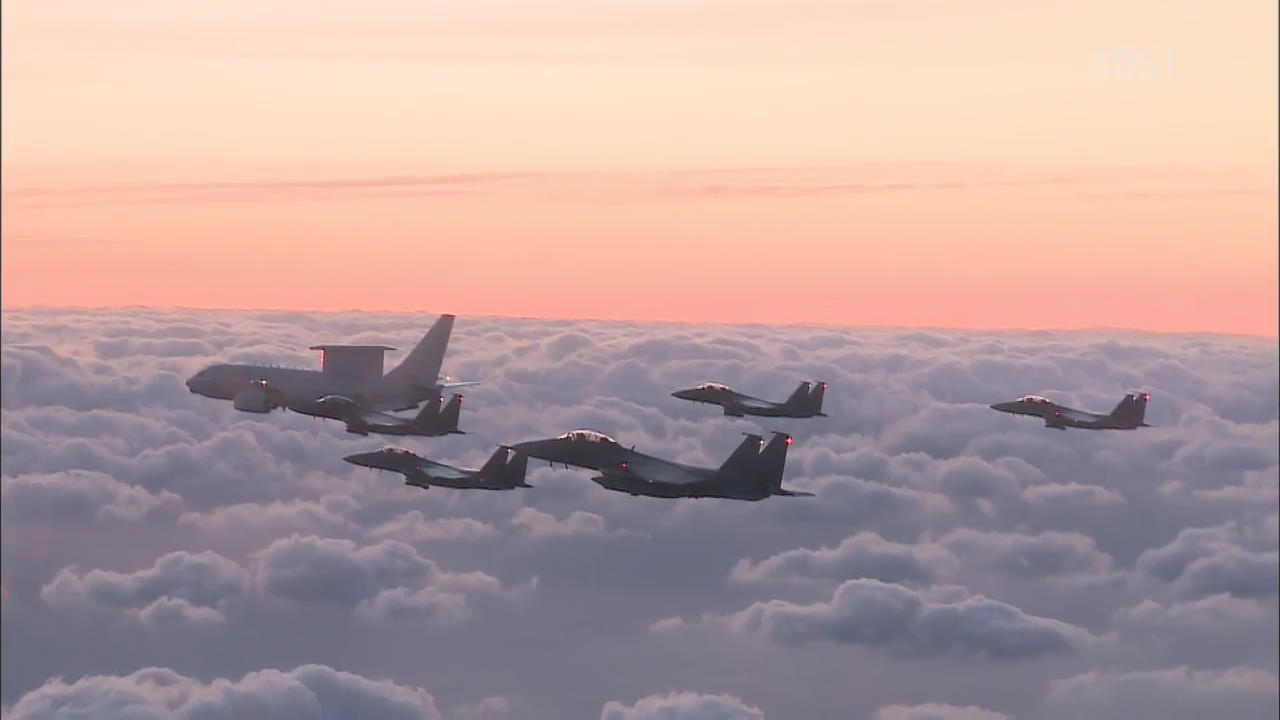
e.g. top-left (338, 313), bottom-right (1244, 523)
top-left (1, 309), bottom-right (1278, 718)
top-left (2, 0), bottom-right (1277, 335)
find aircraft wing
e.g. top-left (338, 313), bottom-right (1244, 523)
top-left (368, 399), bottom-right (419, 412)
top-left (440, 380), bottom-right (482, 389)
top-left (618, 455), bottom-right (705, 486)
top-left (351, 408), bottom-right (408, 425)
top-left (416, 459), bottom-right (472, 481)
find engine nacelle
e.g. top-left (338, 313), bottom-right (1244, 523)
top-left (233, 386), bottom-right (273, 413)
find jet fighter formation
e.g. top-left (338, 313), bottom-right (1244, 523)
top-left (185, 313), bottom-right (1154, 502)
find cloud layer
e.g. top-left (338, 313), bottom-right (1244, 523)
top-left (2, 308), bottom-right (1276, 717)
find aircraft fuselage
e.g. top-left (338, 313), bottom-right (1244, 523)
top-left (989, 395), bottom-right (1149, 430)
top-left (186, 364), bottom-right (434, 411)
top-left (671, 384), bottom-right (825, 418)
top-left (512, 431), bottom-right (805, 501)
top-left (344, 448), bottom-right (527, 491)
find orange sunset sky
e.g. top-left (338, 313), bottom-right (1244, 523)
top-left (2, 0), bottom-right (1277, 336)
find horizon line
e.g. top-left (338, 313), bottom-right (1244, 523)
top-left (2, 302), bottom-right (1275, 341)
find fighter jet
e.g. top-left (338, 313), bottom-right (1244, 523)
top-left (344, 446), bottom-right (530, 490)
top-left (287, 393), bottom-right (465, 436)
top-left (989, 392), bottom-right (1152, 430)
top-left (510, 429), bottom-right (812, 500)
top-left (185, 313), bottom-right (479, 413)
top-left (671, 380), bottom-right (828, 418)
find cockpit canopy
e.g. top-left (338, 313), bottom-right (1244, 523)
top-left (556, 429), bottom-right (617, 444)
top-left (696, 382), bottom-right (732, 392)
top-left (1017, 394), bottom-right (1053, 404)
top-left (379, 447), bottom-right (416, 456)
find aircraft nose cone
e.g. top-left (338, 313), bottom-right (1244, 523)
top-left (186, 373), bottom-right (211, 395)
top-left (343, 452), bottom-right (378, 467)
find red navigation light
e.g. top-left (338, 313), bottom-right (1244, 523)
top-left (458, 395), bottom-right (465, 404)
top-left (620, 460), bottom-right (629, 470)
top-left (1141, 393), bottom-right (1150, 402)
top-left (1054, 409), bottom-right (1062, 417)
top-left (784, 436), bottom-right (793, 445)
top-left (820, 382), bottom-right (828, 389)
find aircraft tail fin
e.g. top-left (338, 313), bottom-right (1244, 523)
top-left (411, 395), bottom-right (443, 425)
top-left (717, 433), bottom-right (765, 478)
top-left (479, 446), bottom-right (530, 487)
top-left (808, 381), bottom-right (827, 416)
top-left (782, 382), bottom-right (813, 412)
top-left (382, 314), bottom-right (455, 391)
top-left (478, 447), bottom-right (509, 477)
top-left (1108, 392), bottom-right (1150, 427)
top-left (502, 448), bottom-right (530, 487)
top-left (437, 394), bottom-right (464, 434)
top-left (757, 432), bottom-right (793, 493)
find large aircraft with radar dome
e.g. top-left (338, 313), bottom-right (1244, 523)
top-left (185, 313), bottom-right (477, 413)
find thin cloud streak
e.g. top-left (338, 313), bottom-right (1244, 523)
top-left (3, 169), bottom-right (1077, 208)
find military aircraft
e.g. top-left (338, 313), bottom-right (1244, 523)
top-left (672, 380), bottom-right (828, 418)
top-left (287, 393), bottom-right (465, 436)
top-left (510, 429), bottom-right (812, 500)
top-left (989, 392), bottom-right (1152, 430)
top-left (185, 313), bottom-right (479, 413)
top-left (344, 446), bottom-right (530, 490)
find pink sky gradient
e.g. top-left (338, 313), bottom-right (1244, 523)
top-left (3, 1), bottom-right (1276, 335)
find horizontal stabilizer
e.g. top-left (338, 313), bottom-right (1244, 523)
top-left (772, 488), bottom-right (815, 497)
